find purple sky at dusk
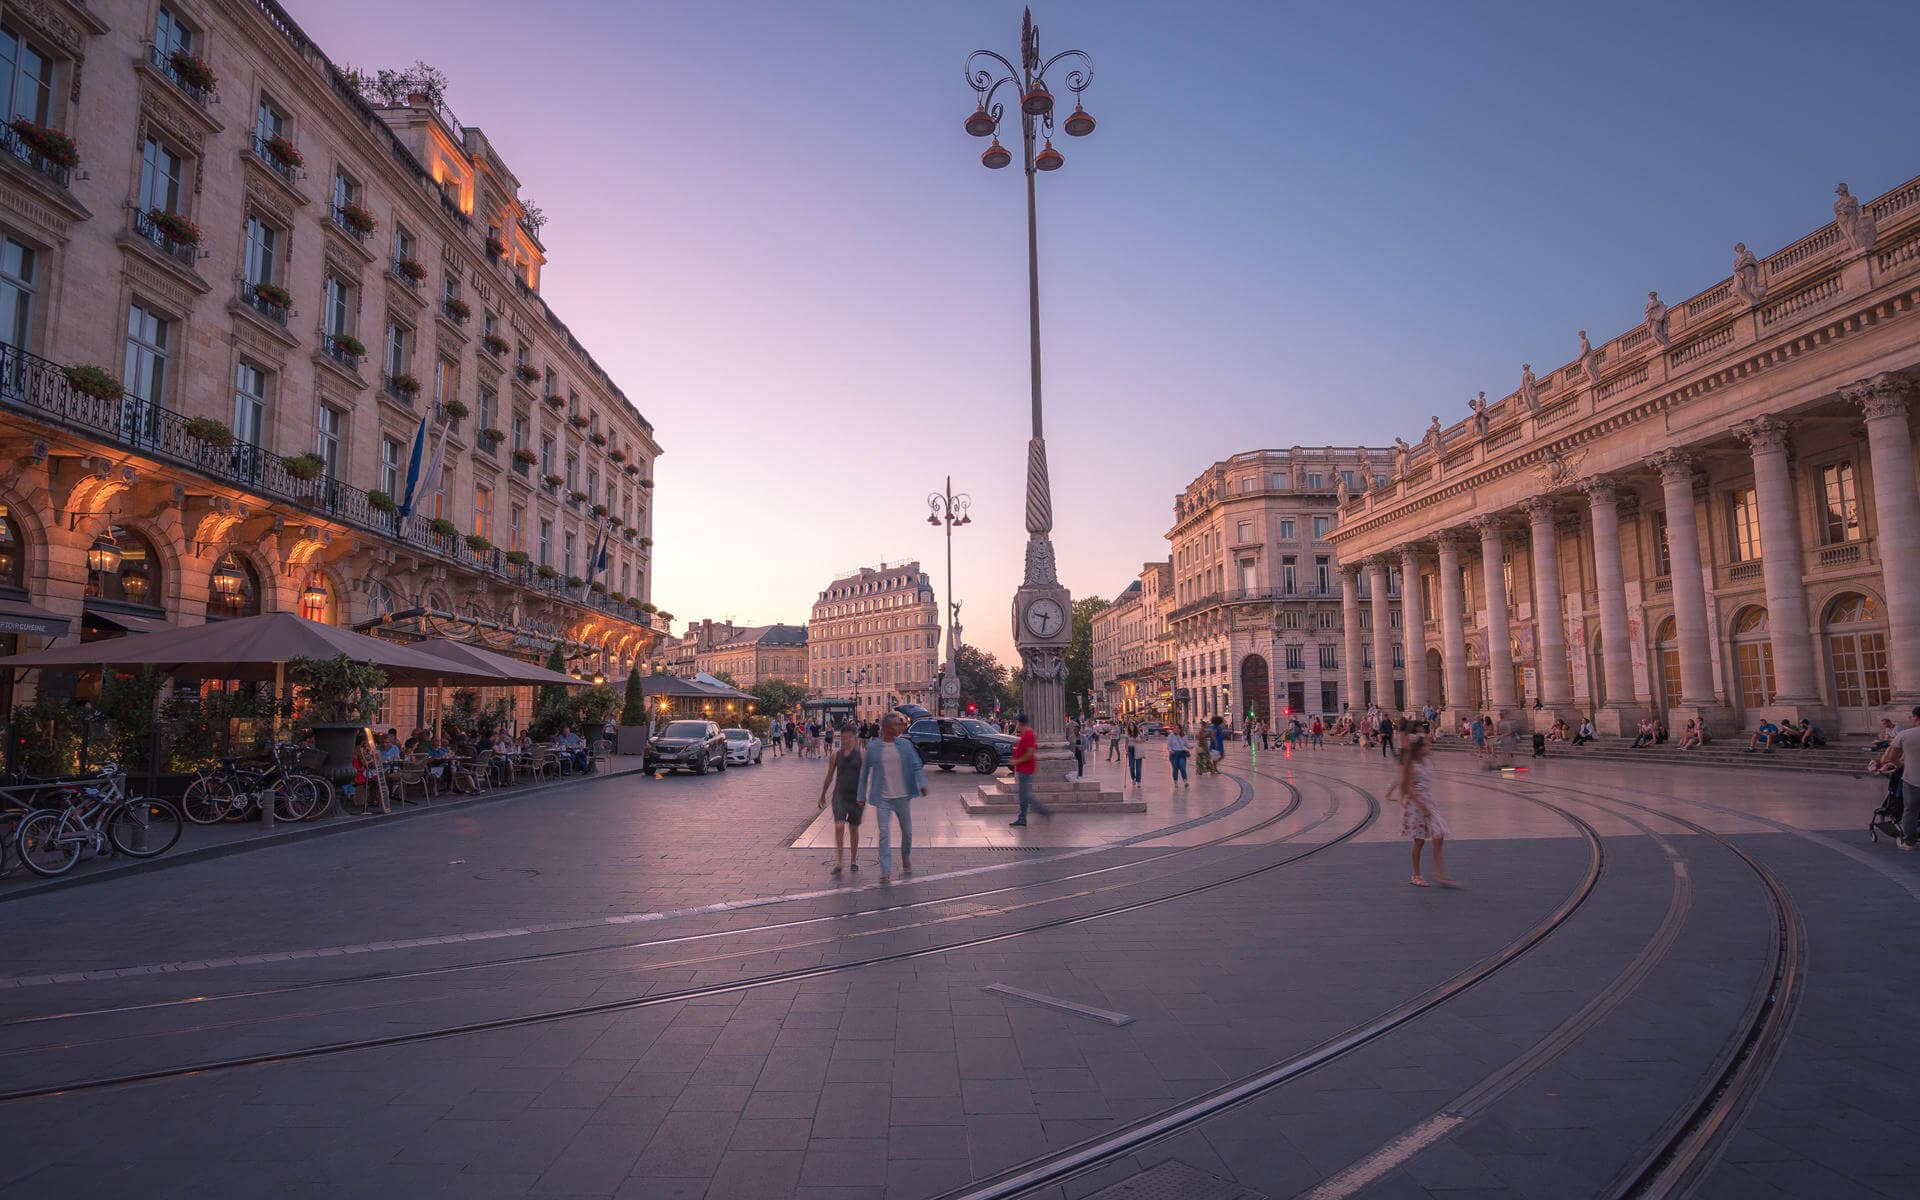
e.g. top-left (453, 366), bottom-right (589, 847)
top-left (298, 1), bottom-right (1920, 667)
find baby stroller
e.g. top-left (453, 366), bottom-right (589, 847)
top-left (1870, 766), bottom-right (1905, 843)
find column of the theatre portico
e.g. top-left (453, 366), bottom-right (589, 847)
top-left (1522, 497), bottom-right (1573, 721)
top-left (1435, 530), bottom-right (1472, 717)
top-left (1400, 545), bottom-right (1428, 716)
top-left (1367, 557), bottom-right (1397, 712)
top-left (1471, 516), bottom-right (1518, 714)
top-left (1576, 476), bottom-right (1642, 734)
top-left (1846, 374), bottom-right (1920, 704)
top-left (1341, 566), bottom-right (1367, 713)
top-left (1734, 416), bottom-right (1827, 718)
top-left (1648, 449), bottom-right (1730, 719)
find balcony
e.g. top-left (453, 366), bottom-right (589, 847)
top-left (381, 373), bottom-right (418, 407)
top-left (329, 205), bottom-right (370, 244)
top-left (236, 280), bottom-right (289, 328)
top-left (321, 335), bottom-right (363, 371)
top-left (131, 209), bottom-right (197, 269)
top-left (2, 122), bottom-right (71, 188)
top-left (148, 44), bottom-right (211, 108)
top-left (249, 134), bottom-right (297, 185)
top-left (440, 298), bottom-right (469, 326)
top-left (1812, 537), bottom-right (1873, 570)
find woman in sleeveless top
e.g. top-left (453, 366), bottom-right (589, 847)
top-left (818, 725), bottom-right (865, 876)
top-left (1390, 735), bottom-right (1456, 888)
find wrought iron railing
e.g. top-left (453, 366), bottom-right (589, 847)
top-left (132, 210), bottom-right (196, 268)
top-left (320, 335), bottom-right (362, 370)
top-left (381, 373), bottom-right (417, 405)
top-left (148, 44), bottom-right (211, 107)
top-left (329, 205), bottom-right (369, 243)
top-left (249, 133), bottom-right (297, 184)
top-left (237, 279), bottom-right (289, 327)
top-left (1, 123), bottom-right (70, 188)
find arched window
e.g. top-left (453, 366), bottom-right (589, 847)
top-left (1731, 607), bottom-right (1775, 713)
top-left (0, 512), bottom-right (25, 592)
top-left (208, 551), bottom-right (261, 619)
top-left (85, 525), bottom-right (163, 610)
top-left (1825, 592), bottom-right (1889, 713)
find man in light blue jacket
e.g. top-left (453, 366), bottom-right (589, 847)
top-left (859, 712), bottom-right (928, 882)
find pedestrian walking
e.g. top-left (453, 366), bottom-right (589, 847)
top-left (817, 726), bottom-right (865, 876)
top-left (1195, 727), bottom-right (1219, 775)
top-left (1209, 715), bottom-right (1227, 762)
top-left (1389, 735), bottom-right (1455, 887)
top-left (1380, 716), bottom-right (1397, 759)
top-left (1884, 705), bottom-right (1920, 851)
top-left (1311, 716), bottom-right (1325, 747)
top-left (858, 712), bottom-right (927, 883)
top-left (1125, 722), bottom-right (1143, 789)
top-left (1166, 725), bottom-right (1191, 787)
top-left (1068, 717), bottom-right (1085, 778)
top-left (1009, 712), bottom-right (1050, 826)
top-left (1107, 723), bottom-right (1122, 762)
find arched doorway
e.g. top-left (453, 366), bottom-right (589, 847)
top-left (1655, 617), bottom-right (1682, 718)
top-left (1825, 592), bottom-right (1889, 734)
top-left (1731, 606), bottom-right (1774, 719)
top-left (1240, 654), bottom-right (1269, 727)
top-left (1425, 648), bottom-right (1444, 710)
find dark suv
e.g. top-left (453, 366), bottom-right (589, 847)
top-left (907, 718), bottom-right (1016, 774)
top-left (646, 720), bottom-right (728, 775)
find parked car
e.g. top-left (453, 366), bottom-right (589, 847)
top-left (646, 720), bottom-right (728, 774)
top-left (721, 727), bottom-right (763, 766)
top-left (1143, 722), bottom-right (1167, 736)
top-left (894, 703), bottom-right (933, 723)
top-left (906, 717), bottom-right (1016, 774)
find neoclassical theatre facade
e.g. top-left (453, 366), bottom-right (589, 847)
top-left (1329, 173), bottom-right (1920, 737)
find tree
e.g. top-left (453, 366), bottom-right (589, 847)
top-left (955, 644), bottom-right (1014, 717)
top-left (1065, 596), bottom-right (1109, 717)
top-left (531, 643), bottom-right (573, 737)
top-left (709, 670), bottom-right (737, 687)
top-left (620, 671), bottom-right (648, 726)
top-left (748, 679), bottom-right (808, 716)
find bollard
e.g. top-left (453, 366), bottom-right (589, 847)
top-left (258, 789), bottom-right (274, 832)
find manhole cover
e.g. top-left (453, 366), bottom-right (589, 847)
top-left (1082, 1160), bottom-right (1269, 1200)
top-left (470, 867), bottom-right (542, 881)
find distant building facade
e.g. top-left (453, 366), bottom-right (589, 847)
top-left (1091, 561), bottom-right (1173, 719)
top-left (697, 623), bottom-right (807, 688)
top-left (807, 563), bottom-right (939, 720)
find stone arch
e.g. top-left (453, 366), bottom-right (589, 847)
top-left (1239, 653), bottom-right (1270, 726)
top-left (1730, 605), bottom-right (1773, 714)
top-left (1822, 590), bottom-right (1890, 726)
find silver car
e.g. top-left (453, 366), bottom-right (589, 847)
top-left (722, 727), bottom-right (763, 766)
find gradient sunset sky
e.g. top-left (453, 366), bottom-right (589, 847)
top-left (299, 0), bottom-right (1920, 665)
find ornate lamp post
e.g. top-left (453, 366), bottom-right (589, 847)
top-left (927, 476), bottom-right (972, 716)
top-left (962, 8), bottom-right (1094, 756)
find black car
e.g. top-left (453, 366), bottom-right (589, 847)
top-left (907, 717), bottom-right (1016, 774)
top-left (646, 720), bottom-right (728, 775)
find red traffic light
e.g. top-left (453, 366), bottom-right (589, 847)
top-left (967, 703), bottom-right (977, 714)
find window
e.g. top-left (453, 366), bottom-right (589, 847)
top-left (243, 216), bottom-right (277, 286)
top-left (434, 358), bottom-right (457, 408)
top-left (1315, 555), bottom-right (1330, 595)
top-left (2, 24), bottom-right (56, 126)
top-left (511, 410), bottom-right (528, 454)
top-left (1271, 472), bottom-right (1289, 490)
top-left (1820, 463), bottom-right (1860, 544)
top-left (1240, 478), bottom-right (1255, 493)
top-left (1652, 511), bottom-right (1672, 576)
top-left (1317, 610), bottom-right (1336, 631)
top-left (565, 453), bottom-right (578, 491)
top-left (154, 6), bottom-right (194, 55)
top-left (232, 362), bottom-right (266, 448)
top-left (138, 136), bottom-right (183, 214)
top-left (122, 302), bottom-right (169, 439)
top-left (1235, 520), bottom-right (1252, 543)
top-left (331, 170), bottom-right (356, 213)
top-left (323, 274), bottom-right (352, 339)
top-left (1237, 559), bottom-right (1256, 593)
top-left (477, 387), bottom-right (495, 433)
top-left (254, 98), bottom-right (284, 142)
top-left (1280, 555), bottom-right (1297, 594)
top-left (1728, 488), bottom-right (1762, 562)
top-left (315, 406), bottom-right (342, 477)
top-left (539, 435), bottom-right (555, 476)
top-left (474, 485), bottom-right (493, 540)
top-left (538, 519), bottom-right (552, 565)
top-left (563, 532), bottom-right (576, 577)
top-left (379, 436), bottom-right (403, 497)
top-left (384, 319), bottom-right (410, 379)
top-left (1313, 516), bottom-right (1330, 539)
top-left (1342, 470), bottom-right (1357, 491)
top-left (587, 468), bottom-right (600, 504)
top-left (1422, 573), bottom-right (1435, 621)
top-left (392, 225), bottom-right (414, 266)
top-left (1391, 644), bottom-right (1404, 667)
top-left (509, 504), bottom-right (523, 552)
top-left (1279, 519), bottom-right (1295, 541)
top-left (0, 235), bottom-right (34, 351)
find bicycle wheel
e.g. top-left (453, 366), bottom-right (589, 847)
top-left (107, 798), bottom-right (183, 858)
top-left (15, 810), bottom-right (82, 877)
top-left (275, 777), bottom-right (322, 823)
top-left (297, 775), bottom-right (336, 821)
top-left (180, 776), bottom-right (238, 825)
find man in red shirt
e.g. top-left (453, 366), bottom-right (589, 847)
top-left (1009, 712), bottom-right (1050, 827)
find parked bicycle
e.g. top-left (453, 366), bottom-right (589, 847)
top-left (180, 744), bottom-right (331, 825)
top-left (12, 766), bottom-right (183, 878)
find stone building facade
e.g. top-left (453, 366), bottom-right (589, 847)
top-left (0, 0), bottom-right (663, 711)
top-left (1167, 449), bottom-right (1395, 726)
top-left (696, 623), bottom-right (806, 689)
top-left (1329, 173), bottom-right (1920, 737)
top-left (806, 562), bottom-right (939, 721)
top-left (1091, 560), bottom-right (1173, 719)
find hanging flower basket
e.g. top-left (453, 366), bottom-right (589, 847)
top-left (8, 119), bottom-right (78, 168)
top-left (479, 427), bottom-right (505, 444)
top-left (464, 533), bottom-right (491, 553)
top-left (389, 372), bottom-right (421, 396)
top-left (168, 49), bottom-right (218, 93)
top-left (367, 489), bottom-right (399, 514)
top-left (516, 364), bottom-right (541, 385)
top-left (283, 453), bottom-right (326, 481)
top-left (253, 281), bottom-right (292, 308)
top-left (63, 365), bottom-right (124, 401)
top-left (147, 208), bottom-right (201, 246)
top-left (512, 447), bottom-right (538, 466)
top-left (264, 134), bottom-right (303, 168)
top-left (481, 333), bottom-right (510, 356)
top-left (394, 257), bottom-right (427, 282)
top-left (330, 333), bottom-right (366, 358)
top-left (338, 202), bottom-right (377, 235)
top-left (184, 416), bottom-right (233, 446)
top-left (440, 398), bottom-right (469, 419)
top-left (428, 517), bottom-right (458, 538)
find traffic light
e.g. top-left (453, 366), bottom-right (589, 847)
top-left (967, 703), bottom-right (977, 714)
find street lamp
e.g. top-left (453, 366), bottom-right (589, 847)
top-left (927, 476), bottom-right (971, 717)
top-left (962, 8), bottom-right (1094, 751)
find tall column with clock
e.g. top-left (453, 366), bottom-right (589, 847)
top-left (1013, 436), bottom-right (1073, 763)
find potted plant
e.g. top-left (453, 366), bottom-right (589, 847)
top-left (639, 536), bottom-right (653, 548)
top-left (516, 364), bottom-right (540, 385)
top-left (329, 332), bottom-right (366, 359)
top-left (485, 235), bottom-right (507, 259)
top-left (264, 134), bottom-right (303, 168)
top-left (566, 575), bottom-right (584, 589)
top-left (608, 515), bottom-right (623, 528)
top-left (367, 489), bottom-right (398, 514)
top-left (464, 533), bottom-right (491, 553)
top-left (7, 118), bottom-right (78, 168)
top-left (568, 414), bottom-right (589, 429)
top-left (608, 448), bottom-right (626, 463)
top-left (512, 447), bottom-right (538, 466)
top-left (589, 432), bottom-right (608, 447)
top-left (479, 427), bottom-right (505, 444)
top-left (481, 333), bottom-right (510, 356)
top-left (504, 549), bottom-right (530, 566)
top-left (388, 371), bottom-right (420, 396)
top-left (567, 490), bottom-right (587, 505)
top-left (442, 296), bottom-right (471, 321)
top-left (536, 563), bottom-right (559, 580)
top-left (543, 393), bottom-right (565, 409)
top-left (147, 208), bottom-right (201, 246)
top-left (394, 256), bottom-right (427, 283)
top-left (639, 602), bottom-right (658, 614)
top-left (290, 653), bottom-right (388, 794)
top-left (590, 502), bottom-right (608, 517)
top-left (252, 281), bottom-right (292, 309)
top-left (610, 591), bottom-right (626, 604)
top-left (428, 516), bottom-right (458, 538)
top-left (542, 473), bottom-right (564, 487)
top-left (440, 398), bottom-right (469, 420)
top-left (283, 452), bottom-right (326, 481)
top-left (624, 463), bottom-right (639, 476)
top-left (185, 416), bottom-right (233, 446)
top-left (62, 364), bottom-right (122, 401)
top-left (338, 201), bottom-right (377, 235)
top-left (589, 581), bottom-right (607, 595)
top-left (618, 669), bottom-right (653, 752)
top-left (167, 48), bottom-right (218, 93)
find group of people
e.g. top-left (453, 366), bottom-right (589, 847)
top-left (766, 716), bottom-right (836, 760)
top-left (1745, 717), bottom-right (1827, 753)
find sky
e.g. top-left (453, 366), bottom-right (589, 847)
top-left (298, 0), bottom-right (1920, 666)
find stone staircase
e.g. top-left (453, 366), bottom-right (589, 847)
top-left (964, 777), bottom-right (1146, 814)
top-left (1425, 733), bottom-right (1874, 778)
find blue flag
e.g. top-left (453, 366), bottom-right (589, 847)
top-left (395, 415), bottom-right (428, 518)
top-left (592, 525), bottom-right (610, 575)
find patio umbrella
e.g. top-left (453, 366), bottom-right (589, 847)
top-left (408, 638), bottom-right (587, 687)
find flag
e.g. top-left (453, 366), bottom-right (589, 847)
top-left (396, 413), bottom-right (450, 519)
top-left (591, 524), bottom-right (610, 575)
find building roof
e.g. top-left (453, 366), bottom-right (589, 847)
top-left (711, 623), bottom-right (807, 650)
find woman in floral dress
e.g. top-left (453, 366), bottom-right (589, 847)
top-left (1390, 735), bottom-right (1455, 887)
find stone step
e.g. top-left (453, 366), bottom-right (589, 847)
top-left (1425, 736), bottom-right (1871, 776)
top-left (961, 794), bottom-right (1148, 815)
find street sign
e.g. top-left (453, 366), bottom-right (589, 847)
top-left (941, 676), bottom-right (960, 698)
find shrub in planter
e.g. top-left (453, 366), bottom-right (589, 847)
top-left (147, 208), bottom-right (201, 245)
top-left (184, 416), bottom-right (233, 446)
top-left (252, 281), bottom-right (292, 308)
top-left (367, 489), bottom-right (398, 514)
top-left (264, 134), bottom-right (303, 167)
top-left (479, 427), bottom-right (505, 444)
top-left (389, 371), bottom-right (420, 396)
top-left (464, 533), bottom-right (491, 553)
top-left (485, 235), bottom-right (507, 258)
top-left (290, 654), bottom-right (389, 787)
top-left (282, 453), bottom-right (326, 481)
top-left (589, 581), bottom-right (607, 594)
top-left (536, 564), bottom-right (559, 579)
top-left (567, 490), bottom-right (587, 505)
top-left (428, 516), bottom-right (458, 538)
top-left (590, 503), bottom-right (608, 517)
top-left (440, 398), bottom-right (469, 419)
top-left (608, 449), bottom-right (626, 463)
top-left (516, 364), bottom-right (540, 384)
top-left (504, 549), bottom-right (530, 566)
top-left (542, 473), bottom-right (564, 487)
top-left (568, 414), bottom-right (589, 429)
top-left (63, 364), bottom-right (122, 401)
top-left (168, 49), bottom-right (218, 93)
top-left (512, 447), bottom-right (538, 465)
top-left (640, 602), bottom-right (658, 613)
top-left (589, 432), bottom-right (608, 446)
top-left (443, 297), bottom-right (471, 321)
top-left (7, 119), bottom-right (78, 168)
top-left (330, 332), bottom-right (366, 358)
top-left (394, 256), bottom-right (427, 282)
top-left (338, 202), bottom-right (377, 235)
top-left (481, 333), bottom-right (510, 355)
top-left (610, 591), bottom-right (626, 603)
top-left (543, 393), bottom-right (564, 409)
top-left (566, 575), bottom-right (584, 589)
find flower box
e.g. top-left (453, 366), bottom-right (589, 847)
top-left (640, 602), bottom-right (658, 614)
top-left (590, 503), bottom-right (608, 517)
top-left (566, 576), bottom-right (585, 589)
top-left (394, 257), bottom-right (427, 283)
top-left (253, 281), bottom-right (292, 308)
top-left (511, 447), bottom-right (538, 465)
top-left (330, 333), bottom-right (367, 358)
top-left (639, 537), bottom-right (653, 548)
top-left (442, 297), bottom-right (471, 321)
top-left (7, 119), bottom-right (78, 169)
top-left (367, 489), bottom-right (399, 514)
top-left (184, 416), bottom-right (233, 446)
top-left (610, 591), bottom-right (626, 604)
top-left (338, 202), bottom-right (377, 235)
top-left (428, 517), bottom-right (458, 538)
top-left (440, 398), bottom-right (469, 419)
top-left (624, 464), bottom-right (639, 476)
top-left (567, 490), bottom-right (588, 505)
top-left (479, 427), bottom-right (505, 444)
top-left (464, 534), bottom-right (491, 553)
top-left (589, 582), bottom-right (607, 595)
top-left (283, 453), bottom-right (326, 481)
top-left (537, 564), bottom-right (559, 580)
top-left (542, 473), bottom-right (564, 487)
top-left (639, 478), bottom-right (654, 489)
top-left (485, 235), bottom-right (507, 259)
top-left (543, 393), bottom-right (565, 409)
top-left (389, 372), bottom-right (421, 396)
top-left (516, 364), bottom-right (541, 385)
top-left (608, 449), bottom-right (626, 463)
top-left (481, 333), bottom-right (510, 356)
top-left (168, 49), bottom-right (217, 93)
top-left (264, 134), bottom-right (303, 168)
top-left (568, 414), bottom-right (589, 429)
top-left (589, 432), bottom-right (608, 447)
top-left (147, 208), bottom-right (201, 246)
top-left (63, 365), bottom-right (123, 401)
top-left (505, 550), bottom-right (530, 566)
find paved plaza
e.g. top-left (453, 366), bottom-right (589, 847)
top-left (0, 743), bottom-right (1913, 1200)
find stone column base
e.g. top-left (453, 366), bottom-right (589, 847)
top-left (1527, 707), bottom-right (1576, 733)
top-left (1590, 705), bottom-right (1649, 738)
top-left (1755, 702), bottom-right (1837, 732)
top-left (1671, 704), bottom-right (1738, 738)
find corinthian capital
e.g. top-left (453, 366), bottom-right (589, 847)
top-left (1467, 513), bottom-right (1510, 542)
top-left (1574, 475), bottom-right (1619, 505)
top-left (1519, 495), bottom-right (1559, 523)
top-left (1841, 373), bottom-right (1912, 422)
top-left (1434, 528), bottom-right (1473, 555)
top-left (1733, 416), bottom-right (1793, 457)
top-left (1645, 448), bottom-right (1696, 483)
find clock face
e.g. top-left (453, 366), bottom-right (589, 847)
top-left (1023, 597), bottom-right (1064, 639)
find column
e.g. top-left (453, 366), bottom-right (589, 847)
top-left (1367, 556), bottom-right (1397, 711)
top-left (1577, 477), bottom-right (1638, 714)
top-left (1734, 417), bottom-right (1821, 703)
top-left (1648, 449), bottom-right (1719, 705)
top-left (1846, 375), bottom-right (1920, 702)
top-left (1340, 565), bottom-right (1365, 712)
top-left (1472, 515), bottom-right (1518, 712)
top-left (1523, 497), bottom-right (1573, 708)
top-left (1435, 530), bottom-right (1472, 711)
top-left (1399, 545), bottom-right (1428, 714)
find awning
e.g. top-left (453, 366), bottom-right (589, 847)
top-left (0, 598), bottom-right (72, 640)
top-left (84, 608), bottom-right (173, 635)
